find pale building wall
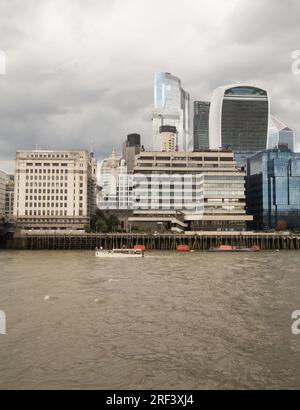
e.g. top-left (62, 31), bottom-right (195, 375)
top-left (0, 170), bottom-right (6, 217)
top-left (13, 150), bottom-right (96, 230)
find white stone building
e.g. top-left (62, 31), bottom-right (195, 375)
top-left (14, 150), bottom-right (97, 231)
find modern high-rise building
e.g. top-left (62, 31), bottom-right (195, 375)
top-left (122, 133), bottom-right (141, 173)
top-left (247, 148), bottom-right (300, 230)
top-left (209, 84), bottom-right (270, 165)
top-left (193, 101), bottom-right (210, 150)
top-left (153, 72), bottom-right (191, 152)
top-left (267, 115), bottom-right (295, 151)
top-left (13, 150), bottom-right (97, 230)
top-left (159, 125), bottom-right (177, 152)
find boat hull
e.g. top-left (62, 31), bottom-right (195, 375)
top-left (95, 251), bottom-right (144, 258)
top-left (209, 248), bottom-right (258, 253)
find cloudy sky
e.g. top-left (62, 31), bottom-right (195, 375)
top-left (0, 0), bottom-right (299, 172)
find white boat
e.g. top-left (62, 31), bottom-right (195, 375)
top-left (95, 248), bottom-right (145, 258)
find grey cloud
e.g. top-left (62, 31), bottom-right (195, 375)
top-left (0, 0), bottom-right (300, 173)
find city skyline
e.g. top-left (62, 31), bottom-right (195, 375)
top-left (1, 0), bottom-right (300, 173)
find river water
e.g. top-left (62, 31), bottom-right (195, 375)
top-left (0, 249), bottom-right (300, 389)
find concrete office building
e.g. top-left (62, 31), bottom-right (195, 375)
top-left (159, 125), bottom-right (177, 152)
top-left (209, 84), bottom-right (269, 166)
top-left (129, 150), bottom-right (252, 231)
top-left (194, 101), bottom-right (210, 150)
top-left (122, 133), bottom-right (141, 173)
top-left (247, 148), bottom-right (300, 230)
top-left (14, 150), bottom-right (97, 231)
top-left (153, 72), bottom-right (191, 152)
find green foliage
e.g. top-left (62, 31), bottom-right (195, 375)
top-left (84, 224), bottom-right (92, 233)
top-left (89, 210), bottom-right (119, 233)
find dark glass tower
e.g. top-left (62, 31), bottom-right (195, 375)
top-left (193, 101), bottom-right (210, 150)
top-left (247, 148), bottom-right (300, 230)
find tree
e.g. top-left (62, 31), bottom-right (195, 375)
top-left (89, 210), bottom-right (119, 233)
top-left (106, 215), bottom-right (119, 232)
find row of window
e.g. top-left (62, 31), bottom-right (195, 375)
top-left (24, 182), bottom-right (84, 188)
top-left (26, 169), bottom-right (69, 173)
top-left (26, 176), bottom-right (69, 181)
top-left (24, 202), bottom-right (83, 208)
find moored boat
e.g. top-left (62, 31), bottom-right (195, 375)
top-left (95, 248), bottom-right (145, 258)
top-left (176, 245), bottom-right (190, 252)
top-left (209, 245), bottom-right (260, 253)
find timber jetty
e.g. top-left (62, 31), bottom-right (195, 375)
top-left (6, 231), bottom-right (300, 250)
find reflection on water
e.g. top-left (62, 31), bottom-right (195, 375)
top-left (0, 250), bottom-right (300, 389)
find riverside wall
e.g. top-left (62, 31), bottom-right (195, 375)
top-left (6, 232), bottom-right (300, 250)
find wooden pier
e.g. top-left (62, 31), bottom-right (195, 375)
top-left (6, 232), bottom-right (300, 251)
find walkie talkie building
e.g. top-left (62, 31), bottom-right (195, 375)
top-left (209, 84), bottom-right (270, 165)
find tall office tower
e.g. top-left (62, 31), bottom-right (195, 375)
top-left (0, 169), bottom-right (6, 217)
top-left (159, 125), bottom-right (177, 152)
top-left (247, 148), bottom-right (300, 230)
top-left (267, 115), bottom-right (295, 151)
top-left (153, 72), bottom-right (191, 152)
top-left (193, 101), bottom-right (210, 150)
top-left (209, 84), bottom-right (269, 166)
top-left (13, 150), bottom-right (97, 231)
top-left (122, 133), bottom-right (141, 173)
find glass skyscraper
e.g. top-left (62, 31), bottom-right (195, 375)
top-left (209, 84), bottom-right (269, 166)
top-left (247, 148), bottom-right (300, 230)
top-left (193, 101), bottom-right (210, 150)
top-left (153, 72), bottom-right (191, 152)
top-left (267, 115), bottom-right (295, 151)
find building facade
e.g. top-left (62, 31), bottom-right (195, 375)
top-left (247, 148), bottom-right (300, 230)
top-left (209, 84), bottom-right (269, 166)
top-left (267, 115), bottom-right (295, 151)
top-left (159, 125), bottom-right (177, 152)
top-left (153, 72), bottom-right (191, 152)
top-left (129, 151), bottom-right (252, 231)
top-left (193, 101), bottom-right (210, 150)
top-left (122, 133), bottom-right (141, 173)
top-left (0, 170), bottom-right (6, 217)
top-left (5, 174), bottom-right (14, 218)
top-left (14, 150), bottom-right (97, 230)
top-left (97, 149), bottom-right (133, 210)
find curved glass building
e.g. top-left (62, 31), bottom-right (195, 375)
top-left (209, 84), bottom-right (269, 165)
